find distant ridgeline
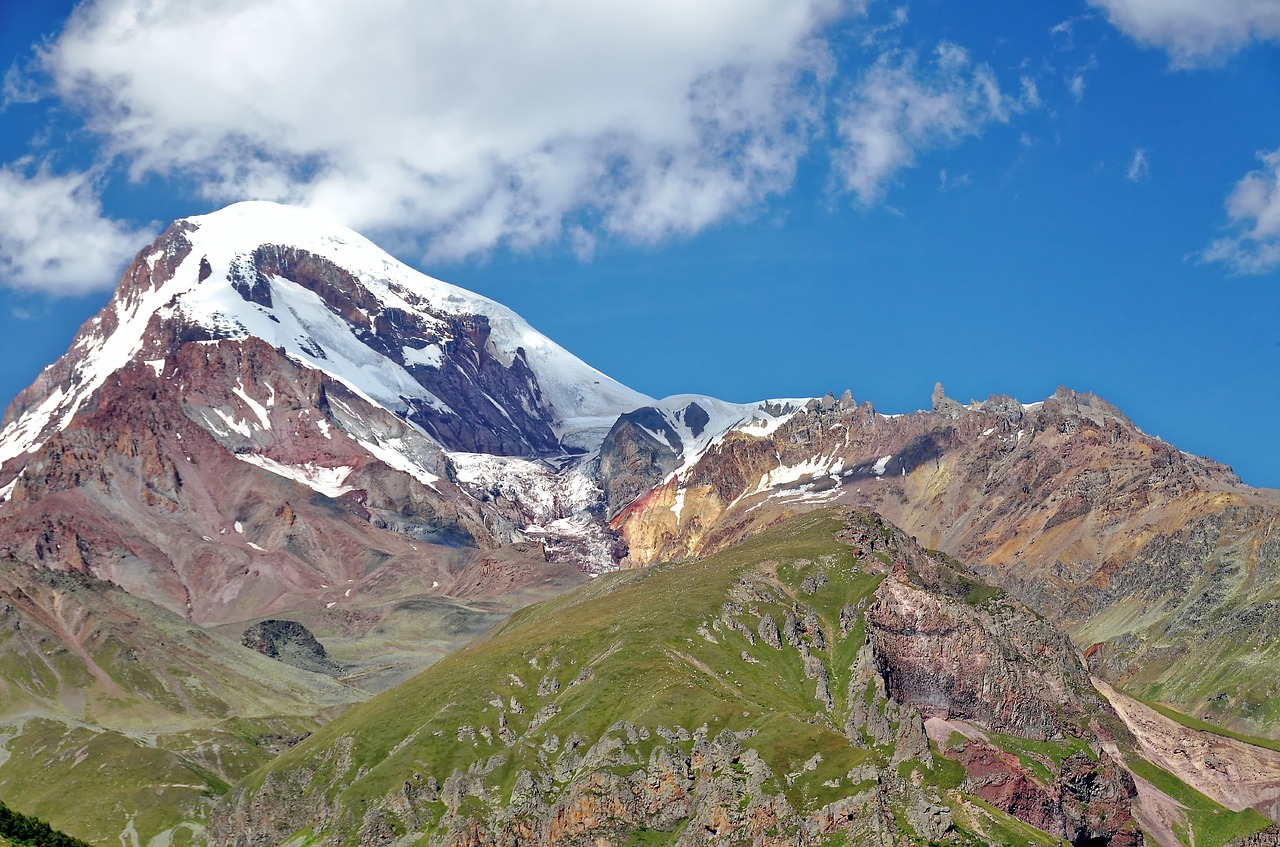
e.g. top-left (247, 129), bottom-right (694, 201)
top-left (0, 800), bottom-right (90, 847)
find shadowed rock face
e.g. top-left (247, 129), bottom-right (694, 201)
top-left (250, 246), bottom-right (562, 455)
top-left (597, 407), bottom-right (685, 517)
top-left (242, 619), bottom-right (342, 676)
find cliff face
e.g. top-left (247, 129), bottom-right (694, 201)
top-left (209, 509), bottom-right (1156, 847)
top-left (846, 513), bottom-right (1142, 847)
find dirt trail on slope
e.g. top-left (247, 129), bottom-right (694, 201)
top-left (1094, 677), bottom-right (1280, 821)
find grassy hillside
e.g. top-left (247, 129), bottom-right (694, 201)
top-left (0, 561), bottom-right (362, 845)
top-left (217, 508), bottom-right (1252, 846)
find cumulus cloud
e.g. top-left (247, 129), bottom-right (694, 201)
top-left (1088, 0), bottom-right (1280, 65)
top-left (832, 43), bottom-right (1029, 203)
top-left (0, 165), bottom-right (153, 294)
top-left (1202, 149), bottom-right (1280, 275)
top-left (41, 0), bottom-right (857, 261)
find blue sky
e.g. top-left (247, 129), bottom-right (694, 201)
top-left (2, 0), bottom-right (1279, 485)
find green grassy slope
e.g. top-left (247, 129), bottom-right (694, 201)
top-left (0, 561), bottom-right (361, 845)
top-left (218, 508), bottom-right (1228, 846)
top-left (243, 511), bottom-right (878, 816)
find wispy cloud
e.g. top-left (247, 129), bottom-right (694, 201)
top-left (832, 43), bottom-right (1034, 203)
top-left (1126, 147), bottom-right (1150, 181)
top-left (0, 163), bottom-right (153, 294)
top-left (2, 61), bottom-right (43, 108)
top-left (938, 169), bottom-right (972, 191)
top-left (1089, 0), bottom-right (1280, 66)
top-left (1067, 56), bottom-right (1098, 103)
top-left (1049, 13), bottom-right (1094, 50)
top-left (1202, 149), bottom-right (1280, 275)
top-left (859, 5), bottom-right (910, 46)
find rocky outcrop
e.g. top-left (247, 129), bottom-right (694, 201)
top-left (866, 561), bottom-right (1095, 740)
top-left (957, 743), bottom-right (1141, 847)
top-left (841, 512), bottom-right (1141, 845)
top-left (215, 720), bottom-right (964, 847)
top-left (846, 513), bottom-right (1100, 740)
top-left (241, 619), bottom-right (342, 675)
top-left (1227, 828), bottom-right (1280, 847)
top-left (597, 407), bottom-right (685, 517)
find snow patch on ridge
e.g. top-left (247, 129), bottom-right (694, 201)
top-left (403, 344), bottom-right (443, 368)
top-left (754, 454), bottom-right (846, 493)
top-left (208, 408), bottom-right (254, 438)
top-left (671, 489), bottom-right (687, 524)
top-left (352, 432), bottom-right (440, 489)
top-left (232, 384), bottom-right (272, 430)
top-left (651, 394), bottom-right (808, 487)
top-left (235, 454), bottom-right (355, 498)
top-left (450, 451), bottom-right (616, 570)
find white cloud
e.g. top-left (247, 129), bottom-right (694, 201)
top-left (42, 0), bottom-right (858, 261)
top-left (1069, 73), bottom-right (1087, 102)
top-left (1202, 149), bottom-right (1280, 275)
top-left (3, 62), bottom-right (43, 107)
top-left (1088, 0), bottom-right (1280, 65)
top-left (1066, 56), bottom-right (1098, 103)
top-left (0, 165), bottom-right (153, 294)
top-left (832, 43), bottom-right (1029, 203)
top-left (1126, 147), bottom-right (1150, 181)
top-left (937, 169), bottom-right (972, 191)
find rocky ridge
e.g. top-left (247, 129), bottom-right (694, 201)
top-left (606, 384), bottom-right (1280, 734)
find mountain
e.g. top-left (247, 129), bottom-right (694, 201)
top-left (0, 202), bottom-right (643, 842)
top-left (0, 556), bottom-right (358, 842)
top-left (605, 384), bottom-right (1280, 738)
top-left (1, 201), bottom-right (1279, 844)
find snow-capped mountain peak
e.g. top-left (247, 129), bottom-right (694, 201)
top-left (0, 201), bottom-right (650, 468)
